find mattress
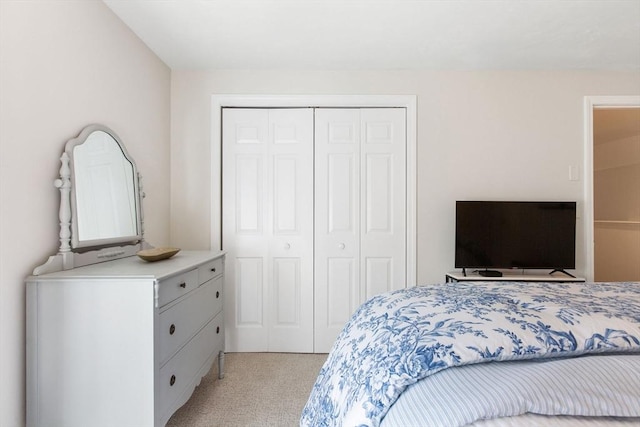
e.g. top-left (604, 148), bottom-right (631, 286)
top-left (382, 354), bottom-right (640, 426)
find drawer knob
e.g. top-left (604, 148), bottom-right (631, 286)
top-left (216, 291), bottom-right (220, 298)
top-left (211, 267), bottom-right (216, 272)
top-left (169, 324), bottom-right (176, 335)
top-left (179, 282), bottom-right (186, 289)
top-left (170, 375), bottom-right (176, 386)
top-left (216, 326), bottom-right (220, 334)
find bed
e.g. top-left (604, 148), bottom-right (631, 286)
top-left (300, 281), bottom-right (640, 427)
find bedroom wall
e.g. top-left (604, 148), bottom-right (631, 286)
top-left (0, 2), bottom-right (171, 425)
top-left (170, 70), bottom-right (640, 284)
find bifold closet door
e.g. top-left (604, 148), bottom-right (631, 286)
top-left (222, 108), bottom-right (314, 353)
top-left (314, 108), bottom-right (407, 352)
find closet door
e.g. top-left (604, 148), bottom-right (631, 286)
top-left (222, 108), bottom-right (314, 353)
top-left (314, 109), bottom-right (362, 351)
top-left (314, 108), bottom-right (406, 352)
top-left (360, 108), bottom-right (406, 298)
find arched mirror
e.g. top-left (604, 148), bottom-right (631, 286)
top-left (34, 124), bottom-right (149, 274)
top-left (70, 126), bottom-right (140, 248)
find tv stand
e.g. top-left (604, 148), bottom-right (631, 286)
top-left (549, 269), bottom-right (576, 278)
top-left (478, 269), bottom-right (503, 277)
top-left (461, 267), bottom-right (503, 277)
top-left (446, 270), bottom-right (585, 283)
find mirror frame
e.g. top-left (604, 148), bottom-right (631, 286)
top-left (67, 124), bottom-right (142, 249)
top-left (33, 124), bottom-right (150, 275)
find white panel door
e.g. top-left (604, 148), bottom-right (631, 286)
top-left (267, 109), bottom-right (314, 352)
top-left (360, 108), bottom-right (406, 299)
top-left (223, 108), bottom-right (314, 352)
top-left (314, 108), bottom-right (406, 352)
top-left (314, 109), bottom-right (362, 351)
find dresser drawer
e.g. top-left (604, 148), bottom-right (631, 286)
top-left (210, 275), bottom-right (223, 317)
top-left (159, 276), bottom-right (221, 365)
top-left (198, 257), bottom-right (224, 285)
top-left (159, 312), bottom-right (223, 417)
top-left (157, 269), bottom-right (199, 307)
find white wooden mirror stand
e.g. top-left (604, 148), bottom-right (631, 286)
top-left (33, 124), bottom-right (150, 275)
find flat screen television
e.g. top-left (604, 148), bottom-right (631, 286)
top-left (455, 201), bottom-right (577, 277)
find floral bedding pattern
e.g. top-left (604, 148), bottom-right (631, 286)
top-left (300, 281), bottom-right (640, 427)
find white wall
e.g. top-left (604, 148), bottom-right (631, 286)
top-left (170, 70), bottom-right (640, 284)
top-left (0, 2), bottom-right (171, 425)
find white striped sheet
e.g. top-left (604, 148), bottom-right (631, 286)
top-left (380, 354), bottom-right (640, 427)
top-left (471, 414), bottom-right (640, 427)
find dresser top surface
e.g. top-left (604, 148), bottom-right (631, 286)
top-left (28, 250), bottom-right (224, 281)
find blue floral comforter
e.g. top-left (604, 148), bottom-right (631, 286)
top-left (300, 281), bottom-right (640, 427)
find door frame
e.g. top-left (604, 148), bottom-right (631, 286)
top-left (583, 95), bottom-right (640, 281)
top-left (211, 94), bottom-right (418, 286)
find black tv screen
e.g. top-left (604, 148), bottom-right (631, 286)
top-left (455, 201), bottom-right (576, 271)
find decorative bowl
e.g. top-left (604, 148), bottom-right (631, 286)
top-left (137, 247), bottom-right (181, 262)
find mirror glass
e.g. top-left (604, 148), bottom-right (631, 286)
top-left (71, 127), bottom-right (140, 248)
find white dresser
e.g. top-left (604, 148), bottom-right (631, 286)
top-left (26, 250), bottom-right (225, 427)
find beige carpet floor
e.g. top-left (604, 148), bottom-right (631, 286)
top-left (166, 353), bottom-right (328, 427)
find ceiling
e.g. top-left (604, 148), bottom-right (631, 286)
top-left (103, 0), bottom-right (640, 71)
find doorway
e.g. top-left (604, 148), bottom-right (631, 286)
top-left (585, 96), bottom-right (640, 281)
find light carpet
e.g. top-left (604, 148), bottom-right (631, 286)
top-left (167, 352), bottom-right (327, 427)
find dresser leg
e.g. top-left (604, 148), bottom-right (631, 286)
top-left (218, 351), bottom-right (225, 379)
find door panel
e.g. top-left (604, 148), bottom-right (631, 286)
top-left (223, 108), bottom-right (313, 353)
top-left (273, 156), bottom-right (298, 233)
top-left (235, 155), bottom-right (263, 233)
top-left (314, 108), bottom-right (406, 352)
top-left (328, 154), bottom-right (357, 233)
top-left (326, 258), bottom-right (358, 327)
top-left (273, 257), bottom-right (299, 324)
top-left (365, 257), bottom-right (393, 297)
top-left (360, 109), bottom-right (406, 300)
top-left (315, 109), bottom-right (361, 352)
top-left (223, 109), bottom-right (269, 351)
top-left (267, 109), bottom-right (314, 352)
top-left (236, 257), bottom-right (264, 326)
top-left (365, 154), bottom-right (393, 233)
